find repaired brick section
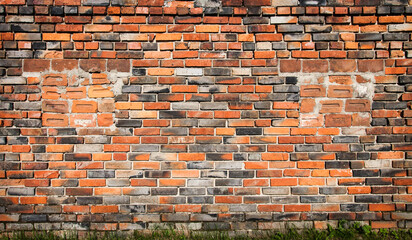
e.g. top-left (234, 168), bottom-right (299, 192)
top-left (0, 0), bottom-right (410, 232)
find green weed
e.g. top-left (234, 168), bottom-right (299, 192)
top-left (0, 221), bottom-right (411, 240)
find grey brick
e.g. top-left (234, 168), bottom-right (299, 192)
top-left (21, 215), bottom-right (47, 222)
top-left (122, 86), bottom-right (141, 93)
top-left (141, 43), bottom-right (157, 51)
top-left (151, 188), bottom-right (177, 195)
top-left (116, 120), bottom-right (142, 127)
top-left (383, 0), bottom-right (408, 5)
top-left (356, 33), bottom-right (382, 41)
top-left (48, 196), bottom-right (76, 205)
top-left (8, 188), bottom-right (34, 196)
top-left (176, 68), bottom-right (203, 76)
top-left (215, 162), bottom-right (242, 170)
top-left (34, 223), bottom-right (61, 230)
top-left (88, 170), bottom-right (115, 178)
top-left (94, 33), bottom-right (120, 41)
top-left (270, 16), bottom-right (297, 24)
top-left (7, 137), bottom-right (28, 145)
top-left (204, 68), bottom-right (231, 76)
top-left (300, 0), bottom-right (326, 5)
top-left (215, 179), bottom-right (242, 186)
top-left (200, 102), bottom-right (228, 110)
top-left (262, 188), bottom-right (289, 195)
top-left (272, 42), bottom-right (287, 50)
top-left (313, 33), bottom-right (339, 41)
top-left (320, 187), bottom-right (346, 195)
top-left (189, 145), bottom-right (216, 152)
top-left (272, 196), bottom-right (299, 204)
top-left (246, 213), bottom-right (272, 221)
top-left (0, 24), bottom-right (11, 32)
top-left (188, 196), bottom-right (213, 204)
top-left (217, 145), bottom-right (239, 152)
top-left (180, 188), bottom-right (205, 195)
top-left (6, 223), bottom-right (33, 230)
top-left (132, 68), bottom-right (146, 76)
top-left (258, 77), bottom-right (284, 85)
top-left (65, 6), bottom-right (78, 14)
top-left (384, 33), bottom-right (409, 41)
top-left (199, 119), bottom-right (226, 127)
top-left (199, 85), bottom-right (226, 93)
top-left (77, 197), bottom-right (103, 205)
top-left (305, 25), bottom-right (332, 33)
top-left (131, 145), bottom-right (159, 152)
top-left (333, 136), bottom-right (358, 143)
top-left (301, 196), bottom-right (326, 203)
top-left (172, 102), bottom-right (199, 110)
top-left (277, 25), bottom-right (304, 33)
top-left (187, 162), bottom-right (213, 169)
top-left (191, 214), bottom-right (218, 222)
top-left (295, 144), bottom-right (322, 152)
top-left (273, 213), bottom-right (300, 221)
top-left (159, 111), bottom-right (186, 119)
top-left (299, 16), bottom-right (325, 24)
top-left (301, 213), bottom-right (327, 221)
top-left (243, 17), bottom-right (268, 25)
top-left (14, 102), bottom-right (41, 110)
top-left (0, 60), bottom-right (22, 67)
top-left (188, 77), bottom-right (214, 85)
top-left (385, 102), bottom-right (407, 109)
top-left (121, 188), bottom-right (149, 196)
top-left (0, 103), bottom-right (11, 110)
top-left (7, 51), bottom-right (32, 58)
top-left (261, 93), bottom-right (287, 101)
top-left (399, 76), bottom-right (412, 85)
top-left (6, 16), bottom-right (34, 23)
top-left (83, 0), bottom-right (110, 5)
top-left (120, 205), bottom-right (145, 213)
top-left (188, 179), bottom-right (213, 187)
top-left (236, 128), bottom-right (262, 135)
top-left (355, 195), bottom-right (382, 203)
top-left (341, 204), bottom-right (368, 211)
top-left (104, 196), bottom-right (129, 204)
top-left (201, 170), bottom-right (227, 178)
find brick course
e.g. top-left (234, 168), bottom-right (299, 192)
top-left (0, 0), bottom-right (411, 231)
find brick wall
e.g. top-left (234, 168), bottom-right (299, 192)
top-left (0, 0), bottom-right (411, 232)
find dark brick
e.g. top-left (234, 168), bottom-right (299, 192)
top-left (21, 214), bottom-right (47, 222)
top-left (300, 0), bottom-right (326, 5)
top-left (355, 195), bottom-right (382, 203)
top-left (236, 128), bottom-right (262, 135)
top-left (77, 197), bottom-right (103, 205)
top-left (341, 204), bottom-right (368, 212)
top-left (116, 120), bottom-right (142, 127)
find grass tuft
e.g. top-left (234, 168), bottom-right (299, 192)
top-left (0, 221), bottom-right (411, 240)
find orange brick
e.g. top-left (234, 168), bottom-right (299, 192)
top-left (72, 100), bottom-right (97, 113)
top-left (42, 33), bottom-right (71, 41)
top-left (270, 178), bottom-right (297, 186)
top-left (175, 205), bottom-right (201, 212)
top-left (91, 206), bottom-right (118, 213)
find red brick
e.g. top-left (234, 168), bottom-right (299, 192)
top-left (280, 60), bottom-right (301, 72)
top-left (325, 114), bottom-right (351, 127)
top-left (302, 60), bottom-right (328, 72)
top-left (72, 101), bottom-right (98, 113)
top-left (345, 99), bottom-right (370, 112)
top-left (24, 59), bottom-right (50, 72)
top-left (358, 60), bottom-right (384, 72)
top-left (79, 59), bottom-right (106, 72)
top-left (328, 86), bottom-right (353, 98)
top-left (330, 60), bottom-right (356, 72)
top-left (300, 85), bottom-right (326, 97)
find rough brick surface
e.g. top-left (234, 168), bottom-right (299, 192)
top-left (0, 0), bottom-right (410, 232)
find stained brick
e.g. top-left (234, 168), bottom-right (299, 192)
top-left (0, 0), bottom-right (409, 231)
